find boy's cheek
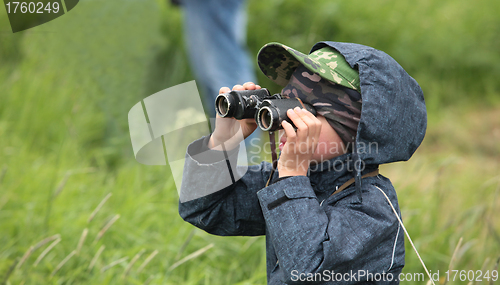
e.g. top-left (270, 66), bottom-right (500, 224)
top-left (313, 141), bottom-right (343, 161)
top-left (314, 142), bottom-right (331, 158)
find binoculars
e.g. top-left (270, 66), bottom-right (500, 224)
top-left (215, 88), bottom-right (316, 132)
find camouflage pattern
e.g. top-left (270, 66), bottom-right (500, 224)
top-left (257, 42), bottom-right (360, 91)
top-left (281, 65), bottom-right (362, 146)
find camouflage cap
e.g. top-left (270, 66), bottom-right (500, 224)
top-left (257, 42), bottom-right (360, 91)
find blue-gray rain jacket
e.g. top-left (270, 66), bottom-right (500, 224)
top-left (179, 42), bottom-right (427, 284)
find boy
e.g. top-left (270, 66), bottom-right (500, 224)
top-left (179, 42), bottom-right (426, 284)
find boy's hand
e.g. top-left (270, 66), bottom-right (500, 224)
top-left (209, 82), bottom-right (261, 150)
top-left (278, 107), bottom-right (322, 177)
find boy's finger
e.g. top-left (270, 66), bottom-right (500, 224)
top-left (219, 87), bottom-right (231, 94)
top-left (302, 109), bottom-right (322, 139)
top-left (281, 120), bottom-right (296, 143)
top-left (299, 110), bottom-right (319, 144)
top-left (242, 82), bottom-right (256, 90)
top-left (288, 108), bottom-right (309, 140)
top-left (232, 84), bottom-right (244, 91)
top-left (299, 109), bottom-right (317, 130)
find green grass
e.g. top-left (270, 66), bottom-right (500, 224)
top-left (382, 105), bottom-right (500, 282)
top-left (1, 0), bottom-right (499, 284)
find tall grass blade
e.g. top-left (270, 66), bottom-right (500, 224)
top-left (52, 172), bottom-right (70, 198)
top-left (471, 257), bottom-right (491, 285)
top-left (88, 245), bottom-right (105, 271)
top-left (93, 214), bottom-right (120, 244)
top-left (137, 250), bottom-right (159, 273)
top-left (15, 247), bottom-right (33, 270)
top-left (443, 237), bottom-right (463, 285)
top-left (175, 229), bottom-right (195, 260)
top-left (33, 238), bottom-right (61, 267)
top-left (51, 250), bottom-right (77, 277)
top-left (449, 237), bottom-right (463, 269)
top-left (33, 234), bottom-right (61, 251)
top-left (168, 244), bottom-right (214, 271)
top-left (76, 228), bottom-right (88, 254)
top-left (101, 257), bottom-right (128, 273)
top-left (16, 234), bottom-right (61, 269)
top-left (88, 193), bottom-right (112, 223)
top-left (123, 249), bottom-right (146, 277)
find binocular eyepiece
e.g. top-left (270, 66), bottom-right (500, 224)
top-left (215, 88), bottom-right (316, 132)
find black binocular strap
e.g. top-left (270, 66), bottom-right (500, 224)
top-left (265, 131), bottom-right (278, 187)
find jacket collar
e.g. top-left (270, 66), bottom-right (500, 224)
top-left (308, 153), bottom-right (354, 190)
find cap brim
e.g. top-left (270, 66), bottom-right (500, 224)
top-left (257, 42), bottom-right (360, 91)
top-left (257, 43), bottom-right (305, 87)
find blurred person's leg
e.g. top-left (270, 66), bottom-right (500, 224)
top-left (182, 0), bottom-right (255, 117)
top-left (181, 0), bottom-right (262, 164)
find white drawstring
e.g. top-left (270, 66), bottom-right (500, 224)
top-left (375, 186), bottom-right (436, 285)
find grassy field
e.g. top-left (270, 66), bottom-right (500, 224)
top-left (1, 0), bottom-right (499, 284)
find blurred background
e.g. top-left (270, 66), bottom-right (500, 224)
top-left (0, 0), bottom-right (499, 284)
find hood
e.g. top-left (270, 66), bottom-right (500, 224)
top-left (310, 42), bottom-right (427, 165)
